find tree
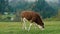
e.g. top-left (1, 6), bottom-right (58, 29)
top-left (0, 0), bottom-right (9, 14)
top-left (32, 0), bottom-right (57, 18)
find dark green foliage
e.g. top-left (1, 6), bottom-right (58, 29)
top-left (0, 0), bottom-right (58, 20)
top-left (0, 0), bottom-right (8, 14)
top-left (32, 0), bottom-right (58, 18)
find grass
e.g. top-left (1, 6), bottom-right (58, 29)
top-left (0, 21), bottom-right (60, 34)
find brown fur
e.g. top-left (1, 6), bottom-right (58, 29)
top-left (21, 11), bottom-right (44, 28)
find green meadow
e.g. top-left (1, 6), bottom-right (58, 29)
top-left (0, 21), bottom-right (60, 34)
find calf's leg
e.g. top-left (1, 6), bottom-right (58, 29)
top-left (22, 18), bottom-right (27, 30)
top-left (28, 23), bottom-right (33, 31)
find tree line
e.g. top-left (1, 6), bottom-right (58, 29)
top-left (0, 0), bottom-right (58, 19)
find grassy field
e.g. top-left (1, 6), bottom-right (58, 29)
top-left (0, 21), bottom-right (60, 34)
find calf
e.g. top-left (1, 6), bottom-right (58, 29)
top-left (21, 11), bottom-right (44, 31)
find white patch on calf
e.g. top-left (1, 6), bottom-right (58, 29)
top-left (38, 25), bottom-right (44, 31)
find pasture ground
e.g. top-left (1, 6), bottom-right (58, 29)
top-left (0, 21), bottom-right (60, 34)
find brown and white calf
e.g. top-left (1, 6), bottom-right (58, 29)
top-left (20, 11), bottom-right (44, 31)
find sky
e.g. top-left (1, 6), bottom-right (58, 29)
top-left (9, 0), bottom-right (12, 2)
top-left (9, 0), bottom-right (59, 3)
top-left (45, 0), bottom-right (59, 3)
top-left (25, 0), bottom-right (36, 2)
top-left (45, 0), bottom-right (59, 8)
top-left (9, 0), bottom-right (59, 4)
top-left (26, 0), bottom-right (38, 2)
